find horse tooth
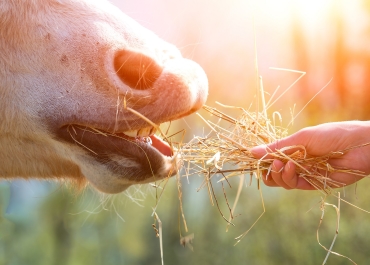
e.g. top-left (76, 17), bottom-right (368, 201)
top-left (150, 127), bottom-right (157, 135)
top-left (123, 129), bottom-right (139, 137)
top-left (123, 126), bottom-right (158, 138)
top-left (137, 127), bottom-right (151, 137)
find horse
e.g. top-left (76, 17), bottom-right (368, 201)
top-left (0, 0), bottom-right (208, 194)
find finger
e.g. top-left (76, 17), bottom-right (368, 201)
top-left (270, 160), bottom-right (292, 189)
top-left (251, 140), bottom-right (286, 159)
top-left (262, 171), bottom-right (315, 190)
top-left (295, 177), bottom-right (317, 190)
top-left (260, 166), bottom-right (279, 187)
top-left (281, 161), bottom-right (298, 188)
top-left (261, 171), bottom-right (279, 187)
top-left (251, 130), bottom-right (309, 159)
top-left (281, 161), bottom-right (316, 190)
top-left (251, 144), bottom-right (270, 159)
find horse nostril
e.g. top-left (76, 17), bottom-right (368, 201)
top-left (114, 50), bottom-right (163, 90)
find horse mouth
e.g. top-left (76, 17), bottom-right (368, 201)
top-left (118, 126), bottom-right (173, 157)
top-left (56, 123), bottom-right (179, 183)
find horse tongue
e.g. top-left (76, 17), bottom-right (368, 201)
top-left (150, 135), bottom-right (173, 157)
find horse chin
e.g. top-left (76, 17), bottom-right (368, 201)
top-left (56, 124), bottom-right (180, 193)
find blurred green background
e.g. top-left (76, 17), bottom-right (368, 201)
top-left (2, 0), bottom-right (370, 264)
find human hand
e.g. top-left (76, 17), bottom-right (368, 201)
top-left (251, 121), bottom-right (370, 190)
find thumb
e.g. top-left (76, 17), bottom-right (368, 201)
top-left (251, 134), bottom-right (301, 159)
top-left (250, 144), bottom-right (271, 159)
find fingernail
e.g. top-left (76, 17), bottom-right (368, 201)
top-left (271, 160), bottom-right (277, 170)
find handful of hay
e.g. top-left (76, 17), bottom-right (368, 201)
top-left (179, 102), bottom-right (366, 195)
top-left (125, 76), bottom-right (368, 265)
top-left (174, 101), bottom-right (368, 265)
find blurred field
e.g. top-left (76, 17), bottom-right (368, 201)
top-left (2, 0), bottom-right (370, 264)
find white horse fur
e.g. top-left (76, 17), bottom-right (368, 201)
top-left (0, 0), bottom-right (208, 193)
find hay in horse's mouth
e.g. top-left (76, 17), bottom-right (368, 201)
top-left (58, 124), bottom-right (173, 158)
top-left (56, 124), bottom-right (178, 182)
top-left (113, 125), bottom-right (173, 157)
top-left (112, 131), bottom-right (173, 157)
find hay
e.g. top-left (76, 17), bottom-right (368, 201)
top-left (123, 86), bottom-right (368, 264)
top-left (176, 101), bottom-right (368, 265)
top-left (179, 102), bottom-right (368, 195)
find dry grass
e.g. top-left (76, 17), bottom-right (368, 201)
top-left (174, 100), bottom-right (368, 265)
top-left (179, 102), bottom-right (368, 194)
top-left (122, 71), bottom-right (369, 264)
